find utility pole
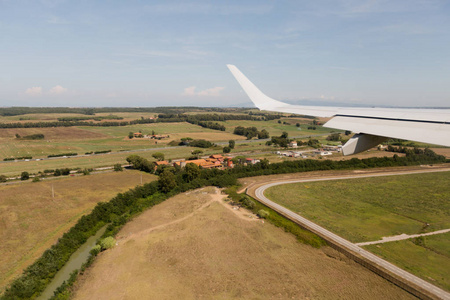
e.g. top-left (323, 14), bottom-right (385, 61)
top-left (52, 184), bottom-right (54, 199)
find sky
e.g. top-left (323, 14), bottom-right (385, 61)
top-left (0, 0), bottom-right (449, 108)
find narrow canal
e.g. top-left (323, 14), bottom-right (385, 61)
top-left (37, 225), bottom-right (108, 300)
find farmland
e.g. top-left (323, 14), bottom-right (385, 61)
top-left (0, 170), bottom-right (157, 291)
top-left (264, 172), bottom-right (450, 242)
top-left (71, 188), bottom-right (413, 299)
top-left (0, 113), bottom-right (344, 177)
top-left (218, 117), bottom-right (340, 138)
top-left (264, 171), bottom-right (450, 290)
top-left (364, 232), bottom-right (450, 290)
top-left (0, 122), bottom-right (245, 159)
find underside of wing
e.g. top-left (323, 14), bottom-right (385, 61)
top-left (227, 65), bottom-right (450, 154)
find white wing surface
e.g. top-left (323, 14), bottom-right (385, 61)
top-left (227, 65), bottom-right (450, 155)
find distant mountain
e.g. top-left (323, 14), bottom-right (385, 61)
top-left (225, 99), bottom-right (450, 109)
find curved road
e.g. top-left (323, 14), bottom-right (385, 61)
top-left (253, 169), bottom-right (450, 300)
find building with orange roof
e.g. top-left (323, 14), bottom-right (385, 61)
top-left (154, 160), bottom-right (170, 170)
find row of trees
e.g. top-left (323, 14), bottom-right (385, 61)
top-left (57, 115), bottom-right (123, 122)
top-left (0, 106), bottom-right (250, 117)
top-left (0, 112), bottom-right (280, 130)
top-left (158, 113), bottom-right (281, 122)
top-left (0, 118), bottom-right (156, 129)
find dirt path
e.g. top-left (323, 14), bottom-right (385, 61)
top-left (118, 188), bottom-right (258, 245)
top-left (73, 187), bottom-right (415, 300)
top-left (355, 229), bottom-right (450, 246)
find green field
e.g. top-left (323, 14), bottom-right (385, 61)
top-left (217, 118), bottom-right (340, 139)
top-left (265, 172), bottom-right (450, 242)
top-left (265, 172), bottom-right (450, 291)
top-left (364, 232), bottom-right (450, 290)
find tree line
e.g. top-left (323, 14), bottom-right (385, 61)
top-left (57, 115), bottom-right (123, 122)
top-left (0, 106), bottom-right (254, 117)
top-left (0, 112), bottom-right (281, 129)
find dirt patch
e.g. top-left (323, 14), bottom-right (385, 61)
top-left (0, 127), bottom-right (107, 140)
top-left (432, 148), bottom-right (450, 158)
top-left (0, 170), bottom-right (157, 291)
top-left (72, 188), bottom-right (414, 299)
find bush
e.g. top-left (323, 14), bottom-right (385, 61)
top-left (113, 163), bottom-right (123, 171)
top-left (189, 139), bottom-right (212, 148)
top-left (32, 177), bottom-right (40, 182)
top-left (20, 171), bottom-right (29, 181)
top-left (0, 175), bottom-right (7, 182)
top-left (99, 237), bottom-right (116, 250)
top-left (241, 196), bottom-right (255, 209)
top-left (21, 133), bottom-right (45, 140)
top-left (90, 245), bottom-right (102, 256)
top-left (257, 209), bottom-right (269, 219)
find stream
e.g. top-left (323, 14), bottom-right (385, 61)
top-left (37, 225), bottom-right (108, 300)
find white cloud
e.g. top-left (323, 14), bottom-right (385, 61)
top-left (198, 87), bottom-right (225, 97)
top-left (49, 85), bottom-right (68, 95)
top-left (182, 86), bottom-right (224, 97)
top-left (24, 87), bottom-right (43, 96)
top-left (182, 86), bottom-right (197, 96)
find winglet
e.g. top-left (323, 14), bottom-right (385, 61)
top-left (227, 64), bottom-right (290, 111)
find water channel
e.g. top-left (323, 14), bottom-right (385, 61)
top-left (37, 225), bottom-right (108, 300)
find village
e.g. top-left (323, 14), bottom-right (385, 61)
top-left (153, 154), bottom-right (261, 171)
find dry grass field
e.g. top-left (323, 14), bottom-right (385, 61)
top-left (72, 188), bottom-right (414, 299)
top-left (0, 170), bottom-right (156, 291)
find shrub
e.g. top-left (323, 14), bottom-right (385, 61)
top-left (20, 171), bottom-right (29, 180)
top-left (241, 197), bottom-right (255, 209)
top-left (32, 177), bottom-right (40, 182)
top-left (257, 209), bottom-right (269, 219)
top-left (99, 237), bottom-right (116, 250)
top-left (113, 163), bottom-right (123, 171)
top-left (90, 245), bottom-right (102, 256)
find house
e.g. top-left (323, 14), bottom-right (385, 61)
top-left (245, 158), bottom-right (260, 165)
top-left (209, 154), bottom-right (224, 162)
top-left (289, 141), bottom-right (298, 148)
top-left (133, 132), bottom-right (143, 138)
top-left (154, 160), bottom-right (170, 170)
top-left (173, 158), bottom-right (223, 170)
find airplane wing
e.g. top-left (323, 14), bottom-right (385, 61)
top-left (227, 65), bottom-right (450, 155)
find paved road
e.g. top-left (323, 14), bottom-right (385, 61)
top-left (252, 169), bottom-right (450, 300)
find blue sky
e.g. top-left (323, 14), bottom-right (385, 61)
top-left (1, 0), bottom-right (449, 107)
